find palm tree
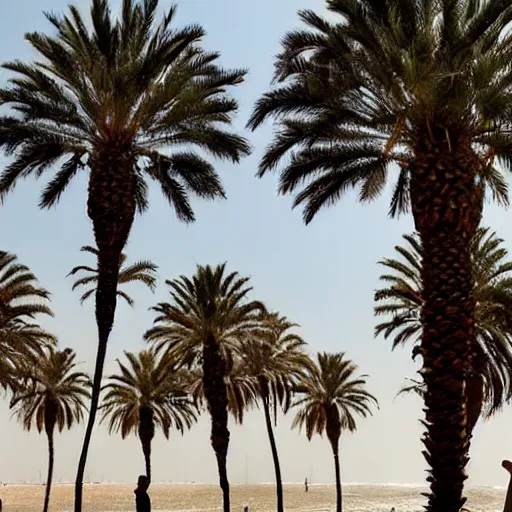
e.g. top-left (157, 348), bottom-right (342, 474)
top-left (292, 352), bottom-right (377, 512)
top-left (145, 263), bottom-right (264, 512)
top-left (10, 347), bottom-right (90, 512)
top-left (247, 2), bottom-right (512, 509)
top-left (0, 1), bottom-right (249, 508)
top-left (68, 246), bottom-right (157, 306)
top-left (238, 313), bottom-right (310, 512)
top-left (101, 349), bottom-right (197, 483)
top-left (375, 227), bottom-right (512, 430)
top-left (0, 251), bottom-right (56, 390)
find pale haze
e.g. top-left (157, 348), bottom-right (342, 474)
top-left (0, 0), bottom-right (511, 490)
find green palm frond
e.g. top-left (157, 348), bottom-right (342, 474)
top-left (375, 226), bottom-right (512, 417)
top-left (249, 0), bottom-right (512, 223)
top-left (68, 245), bottom-right (157, 306)
top-left (0, 1), bottom-right (250, 217)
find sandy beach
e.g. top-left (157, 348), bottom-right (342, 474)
top-left (0, 483), bottom-right (506, 512)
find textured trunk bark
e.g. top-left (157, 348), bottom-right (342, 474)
top-left (43, 425), bottom-right (55, 512)
top-left (139, 407), bottom-right (155, 484)
top-left (74, 145), bottom-right (136, 512)
top-left (203, 334), bottom-right (230, 512)
top-left (411, 124), bottom-right (481, 512)
top-left (262, 394), bottom-right (284, 512)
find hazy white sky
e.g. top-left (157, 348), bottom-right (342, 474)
top-left (1, 0), bottom-right (512, 490)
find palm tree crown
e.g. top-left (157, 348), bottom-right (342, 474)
top-left (10, 346), bottom-right (90, 432)
top-left (10, 347), bottom-right (90, 512)
top-left (375, 227), bottom-right (512, 419)
top-left (247, 0), bottom-right (512, 223)
top-left (240, 312), bottom-right (310, 416)
top-left (102, 349), bottom-right (197, 439)
top-left (145, 263), bottom-right (265, 364)
top-left (0, 251), bottom-right (56, 390)
top-left (292, 352), bottom-right (377, 439)
top-left (0, 0), bottom-right (250, 216)
top-left (68, 245), bottom-right (157, 306)
top-left (145, 263), bottom-right (265, 512)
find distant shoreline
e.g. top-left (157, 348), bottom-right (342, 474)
top-left (0, 482), bottom-right (503, 490)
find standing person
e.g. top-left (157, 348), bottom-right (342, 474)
top-left (305, 478), bottom-right (308, 493)
top-left (134, 476), bottom-right (151, 512)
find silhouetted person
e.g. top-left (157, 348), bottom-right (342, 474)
top-left (0, 497), bottom-right (3, 511)
top-left (305, 478), bottom-right (308, 493)
top-left (134, 475), bottom-right (151, 512)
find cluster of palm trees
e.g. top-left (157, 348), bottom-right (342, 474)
top-left (0, 252), bottom-right (376, 512)
top-left (1, 0), bottom-right (512, 512)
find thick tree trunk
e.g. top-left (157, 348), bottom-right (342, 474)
top-left (74, 146), bottom-right (136, 512)
top-left (411, 124), bottom-right (481, 512)
top-left (326, 414), bottom-right (342, 512)
top-left (43, 425), bottom-right (55, 512)
top-left (203, 334), bottom-right (230, 512)
top-left (262, 395), bottom-right (284, 512)
top-left (139, 407), bottom-right (155, 484)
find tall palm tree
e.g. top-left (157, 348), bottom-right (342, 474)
top-left (0, 1), bottom-right (249, 508)
top-left (10, 347), bottom-right (90, 512)
top-left (238, 313), bottom-right (310, 512)
top-left (101, 349), bottom-right (197, 482)
top-left (292, 352), bottom-right (377, 512)
top-left (145, 263), bottom-right (264, 512)
top-left (247, 2), bottom-right (512, 509)
top-left (68, 245), bottom-right (157, 306)
top-left (0, 251), bottom-right (56, 390)
top-left (375, 227), bottom-right (512, 429)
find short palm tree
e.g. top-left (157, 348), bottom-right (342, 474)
top-left (248, 2), bottom-right (512, 509)
top-left (10, 347), bottom-right (90, 512)
top-left (292, 352), bottom-right (377, 512)
top-left (0, 251), bottom-right (56, 390)
top-left (375, 227), bottom-right (512, 430)
top-left (238, 313), bottom-right (310, 512)
top-left (145, 263), bottom-right (264, 512)
top-left (0, 1), bottom-right (249, 508)
top-left (101, 349), bottom-right (197, 483)
top-left (68, 246), bottom-right (157, 306)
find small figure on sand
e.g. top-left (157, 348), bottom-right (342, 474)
top-left (305, 478), bottom-right (308, 493)
top-left (134, 475), bottom-right (151, 512)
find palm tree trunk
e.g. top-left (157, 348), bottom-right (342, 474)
top-left (262, 396), bottom-right (284, 512)
top-left (74, 150), bottom-right (136, 512)
top-left (203, 334), bottom-right (230, 512)
top-left (333, 452), bottom-right (342, 512)
top-left (43, 428), bottom-right (55, 512)
top-left (139, 407), bottom-right (155, 484)
top-left (411, 125), bottom-right (481, 512)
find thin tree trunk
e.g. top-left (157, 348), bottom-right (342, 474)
top-left (203, 334), bottom-right (230, 512)
top-left (333, 452), bottom-right (342, 512)
top-left (43, 428), bottom-right (55, 512)
top-left (411, 125), bottom-right (481, 512)
top-left (139, 407), bottom-right (155, 484)
top-left (74, 149), bottom-right (136, 512)
top-left (262, 396), bottom-right (283, 512)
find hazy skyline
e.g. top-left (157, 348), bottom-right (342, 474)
top-left (1, 0), bottom-right (512, 490)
